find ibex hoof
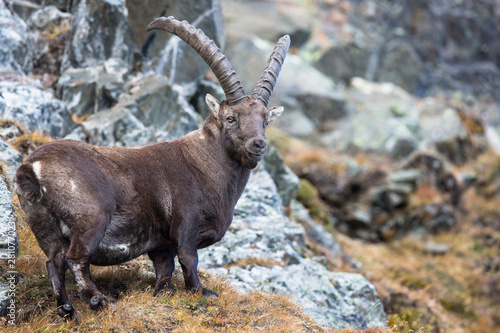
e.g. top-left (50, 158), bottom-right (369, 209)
top-left (89, 294), bottom-right (117, 310)
top-left (57, 303), bottom-right (80, 322)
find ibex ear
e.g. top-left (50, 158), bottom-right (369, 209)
top-left (268, 106), bottom-right (284, 122)
top-left (205, 94), bottom-right (220, 118)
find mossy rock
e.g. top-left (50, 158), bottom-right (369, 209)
top-left (296, 179), bottom-right (332, 226)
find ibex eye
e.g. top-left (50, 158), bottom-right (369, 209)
top-left (227, 116), bottom-right (236, 123)
top-left (264, 120), bottom-right (270, 127)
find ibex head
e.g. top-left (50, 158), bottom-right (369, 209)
top-left (147, 16), bottom-right (289, 169)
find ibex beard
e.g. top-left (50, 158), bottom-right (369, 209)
top-left (15, 16), bottom-right (290, 322)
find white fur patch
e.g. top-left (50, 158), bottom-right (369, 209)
top-left (60, 221), bottom-right (71, 237)
top-left (32, 161), bottom-right (42, 180)
top-left (70, 180), bottom-right (77, 191)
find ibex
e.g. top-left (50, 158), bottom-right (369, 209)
top-left (15, 16), bottom-right (289, 321)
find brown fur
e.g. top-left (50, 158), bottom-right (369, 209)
top-left (15, 96), bottom-right (278, 321)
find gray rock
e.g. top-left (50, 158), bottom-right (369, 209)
top-left (61, 0), bottom-right (135, 71)
top-left (375, 39), bottom-right (423, 94)
top-left (81, 73), bottom-right (200, 147)
top-left (0, 177), bottom-right (17, 260)
top-left (0, 80), bottom-right (73, 138)
top-left (191, 80), bottom-right (225, 120)
top-left (262, 145), bottom-right (299, 207)
top-left (272, 109), bottom-right (316, 138)
top-left (57, 58), bottom-right (130, 117)
top-left (424, 241), bottom-right (450, 255)
top-left (200, 167), bottom-right (387, 329)
top-left (318, 78), bottom-right (420, 157)
top-left (0, 137), bottom-right (23, 183)
top-left (418, 99), bottom-right (470, 165)
top-left (7, 0), bottom-right (71, 20)
top-left (135, 0), bottom-right (225, 85)
top-left (314, 43), bottom-right (371, 84)
top-left (6, 0), bottom-right (41, 21)
top-left (0, 1), bottom-right (37, 75)
top-left (27, 5), bottom-right (70, 35)
top-left (291, 200), bottom-right (344, 258)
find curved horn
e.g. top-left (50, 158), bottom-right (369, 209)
top-left (147, 16), bottom-right (246, 104)
top-left (252, 35), bottom-right (290, 107)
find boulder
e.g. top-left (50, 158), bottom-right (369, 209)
top-left (290, 200), bottom-right (344, 258)
top-left (5, 0), bottom-right (41, 21)
top-left (0, 1), bottom-right (37, 74)
top-left (81, 73), bottom-right (200, 147)
top-left (0, 80), bottom-right (73, 138)
top-left (27, 5), bottom-right (70, 38)
top-left (61, 0), bottom-right (135, 71)
top-left (318, 78), bottom-right (420, 158)
top-left (7, 0), bottom-right (71, 21)
top-left (375, 39), bottom-right (423, 94)
top-left (418, 98), bottom-right (471, 165)
top-left (199, 166), bottom-right (387, 329)
top-left (271, 109), bottom-right (316, 138)
top-left (314, 43), bottom-right (371, 85)
top-left (129, 0), bottom-right (225, 85)
top-left (57, 58), bottom-right (130, 117)
top-left (262, 145), bottom-right (300, 207)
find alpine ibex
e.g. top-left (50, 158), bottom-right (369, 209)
top-left (15, 16), bottom-right (289, 321)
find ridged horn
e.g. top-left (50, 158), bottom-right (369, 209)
top-left (252, 35), bottom-right (290, 107)
top-left (147, 16), bottom-right (246, 104)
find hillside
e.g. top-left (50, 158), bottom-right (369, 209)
top-left (1, 0), bottom-right (500, 332)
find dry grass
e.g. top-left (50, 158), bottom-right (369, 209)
top-left (3, 198), bottom-right (395, 333)
top-left (337, 185), bottom-right (500, 333)
top-left (9, 131), bottom-right (53, 157)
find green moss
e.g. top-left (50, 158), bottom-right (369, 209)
top-left (388, 309), bottom-right (437, 332)
top-left (440, 297), bottom-right (476, 319)
top-left (296, 179), bottom-right (333, 226)
top-left (296, 179), bottom-right (317, 202)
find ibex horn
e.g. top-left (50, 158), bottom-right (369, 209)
top-left (252, 35), bottom-right (291, 107)
top-left (147, 16), bottom-right (246, 105)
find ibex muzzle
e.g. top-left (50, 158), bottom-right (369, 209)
top-left (15, 16), bottom-right (289, 321)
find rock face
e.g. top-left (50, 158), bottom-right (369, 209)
top-left (0, 1), bottom-right (395, 328)
top-left (318, 78), bottom-right (421, 159)
top-left (0, 80), bottom-right (73, 138)
top-left (79, 72), bottom-right (200, 147)
top-left (129, 0), bottom-right (225, 85)
top-left (200, 167), bottom-right (387, 329)
top-left (0, 1), bottom-right (37, 74)
top-left (0, 137), bottom-right (23, 183)
top-left (61, 0), bottom-right (135, 71)
top-left (309, 0), bottom-right (500, 98)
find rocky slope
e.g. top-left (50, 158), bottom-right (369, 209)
top-left (1, 0), bottom-right (500, 331)
top-left (0, 0), bottom-right (387, 329)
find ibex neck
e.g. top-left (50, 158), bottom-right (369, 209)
top-left (180, 121), bottom-right (251, 201)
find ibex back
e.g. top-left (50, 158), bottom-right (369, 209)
top-left (15, 16), bottom-right (289, 322)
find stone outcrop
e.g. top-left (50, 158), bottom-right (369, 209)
top-left (0, 1), bottom-right (37, 75)
top-left (200, 167), bottom-right (387, 329)
top-left (61, 0), bottom-right (135, 71)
